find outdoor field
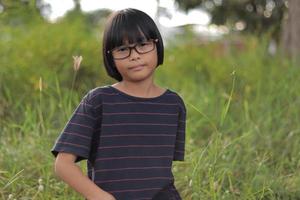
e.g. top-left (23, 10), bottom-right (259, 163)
top-left (1, 1), bottom-right (300, 199)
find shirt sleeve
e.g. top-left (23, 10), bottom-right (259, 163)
top-left (51, 91), bottom-right (101, 162)
top-left (173, 97), bottom-right (186, 161)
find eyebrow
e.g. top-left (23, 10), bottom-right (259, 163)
top-left (136, 37), bottom-right (148, 42)
top-left (119, 38), bottom-right (149, 47)
top-left (122, 35), bottom-right (148, 43)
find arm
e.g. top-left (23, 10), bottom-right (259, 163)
top-left (173, 96), bottom-right (186, 161)
top-left (54, 152), bottom-right (116, 200)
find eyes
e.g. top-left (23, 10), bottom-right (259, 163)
top-left (115, 41), bottom-right (152, 52)
top-left (109, 39), bottom-right (158, 60)
top-left (116, 46), bottom-right (128, 52)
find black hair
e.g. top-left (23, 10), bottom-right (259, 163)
top-left (102, 8), bottom-right (164, 81)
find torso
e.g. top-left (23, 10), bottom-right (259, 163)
top-left (52, 85), bottom-right (185, 200)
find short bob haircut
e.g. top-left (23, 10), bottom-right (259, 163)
top-left (102, 8), bottom-right (164, 81)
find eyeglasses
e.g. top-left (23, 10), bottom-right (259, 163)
top-left (107, 39), bottom-right (158, 60)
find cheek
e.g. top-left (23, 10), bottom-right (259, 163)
top-left (113, 60), bottom-right (126, 72)
top-left (145, 48), bottom-right (158, 66)
top-left (152, 51), bottom-right (158, 66)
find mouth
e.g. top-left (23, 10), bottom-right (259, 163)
top-left (128, 65), bottom-right (145, 71)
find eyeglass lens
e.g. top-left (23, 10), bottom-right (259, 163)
top-left (112, 40), bottom-right (156, 59)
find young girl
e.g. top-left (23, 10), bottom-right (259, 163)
top-left (51, 8), bottom-right (186, 200)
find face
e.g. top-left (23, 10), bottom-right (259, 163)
top-left (112, 39), bottom-right (158, 83)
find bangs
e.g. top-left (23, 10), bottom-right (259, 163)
top-left (108, 12), bottom-right (154, 49)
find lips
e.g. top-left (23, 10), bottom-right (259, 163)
top-left (128, 65), bottom-right (145, 71)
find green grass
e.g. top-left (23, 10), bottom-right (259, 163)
top-left (1, 17), bottom-right (300, 199)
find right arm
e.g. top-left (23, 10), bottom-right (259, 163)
top-left (54, 152), bottom-right (116, 200)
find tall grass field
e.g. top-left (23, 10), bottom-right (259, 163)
top-left (0, 16), bottom-right (299, 199)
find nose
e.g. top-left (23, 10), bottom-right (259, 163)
top-left (129, 47), bottom-right (140, 60)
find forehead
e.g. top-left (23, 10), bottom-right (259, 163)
top-left (113, 27), bottom-right (150, 46)
top-left (121, 36), bottom-right (148, 45)
top-left (109, 16), bottom-right (153, 47)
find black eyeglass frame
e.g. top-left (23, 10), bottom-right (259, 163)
top-left (107, 39), bottom-right (159, 60)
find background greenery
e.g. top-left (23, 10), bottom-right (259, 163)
top-left (1, 4), bottom-right (300, 200)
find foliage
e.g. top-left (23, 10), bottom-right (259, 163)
top-left (0, 0), bottom-right (48, 26)
top-left (1, 7), bottom-right (300, 200)
top-left (0, 11), bottom-right (111, 107)
top-left (174, 0), bottom-right (288, 40)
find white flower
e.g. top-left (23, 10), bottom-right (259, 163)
top-left (39, 77), bottom-right (43, 92)
top-left (8, 194), bottom-right (13, 200)
top-left (38, 184), bottom-right (44, 191)
top-left (189, 179), bottom-right (193, 187)
top-left (73, 55), bottom-right (83, 71)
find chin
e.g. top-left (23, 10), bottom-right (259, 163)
top-left (128, 73), bottom-right (153, 82)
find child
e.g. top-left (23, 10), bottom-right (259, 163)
top-left (51, 8), bottom-right (186, 200)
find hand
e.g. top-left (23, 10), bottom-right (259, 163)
top-left (106, 193), bottom-right (116, 200)
top-left (88, 192), bottom-right (116, 200)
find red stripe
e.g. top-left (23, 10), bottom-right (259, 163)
top-left (57, 141), bottom-right (89, 149)
top-left (63, 131), bottom-right (90, 139)
top-left (80, 102), bottom-right (93, 107)
top-left (89, 92), bottom-right (118, 101)
top-left (102, 123), bottom-right (177, 126)
top-left (103, 102), bottom-right (178, 106)
top-left (98, 145), bottom-right (174, 150)
top-left (96, 177), bottom-right (172, 184)
top-left (76, 112), bottom-right (97, 120)
top-left (69, 122), bottom-right (94, 130)
top-left (109, 187), bottom-right (161, 193)
top-left (100, 134), bottom-right (175, 138)
top-left (93, 166), bottom-right (171, 172)
top-left (103, 112), bottom-right (177, 116)
top-left (94, 104), bottom-right (102, 109)
top-left (96, 155), bottom-right (173, 161)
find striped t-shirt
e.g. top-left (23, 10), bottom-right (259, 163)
top-left (51, 85), bottom-right (186, 200)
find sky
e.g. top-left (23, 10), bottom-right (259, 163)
top-left (42, 0), bottom-right (211, 27)
top-left (41, 0), bottom-right (229, 39)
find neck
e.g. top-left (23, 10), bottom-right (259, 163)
top-left (118, 78), bottom-right (157, 97)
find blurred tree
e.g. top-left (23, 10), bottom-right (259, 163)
top-left (175, 0), bottom-right (300, 59)
top-left (64, 0), bottom-right (84, 20)
top-left (174, 0), bottom-right (287, 40)
top-left (73, 0), bottom-right (81, 11)
top-left (85, 9), bottom-right (111, 27)
top-left (281, 0), bottom-right (300, 60)
top-left (0, 0), bottom-right (50, 26)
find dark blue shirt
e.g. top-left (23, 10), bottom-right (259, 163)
top-left (51, 85), bottom-right (186, 200)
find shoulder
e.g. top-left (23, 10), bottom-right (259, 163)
top-left (83, 85), bottom-right (112, 105)
top-left (167, 88), bottom-right (186, 112)
top-left (167, 88), bottom-right (186, 105)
